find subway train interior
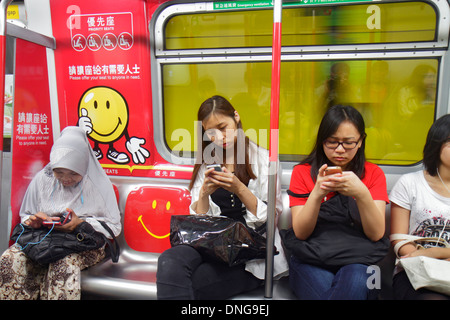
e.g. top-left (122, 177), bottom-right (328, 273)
top-left (0, 0), bottom-right (449, 302)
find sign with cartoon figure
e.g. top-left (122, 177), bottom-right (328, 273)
top-left (78, 86), bottom-right (149, 164)
top-left (50, 0), bottom-right (158, 177)
top-left (49, 0), bottom-right (195, 254)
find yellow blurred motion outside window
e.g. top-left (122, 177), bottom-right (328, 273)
top-left (161, 1), bottom-right (439, 166)
top-left (165, 2), bottom-right (436, 49)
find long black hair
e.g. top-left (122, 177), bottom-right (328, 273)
top-left (188, 95), bottom-right (256, 190)
top-left (301, 105), bottom-right (367, 180)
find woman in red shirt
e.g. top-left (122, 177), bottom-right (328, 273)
top-left (285, 105), bottom-right (389, 300)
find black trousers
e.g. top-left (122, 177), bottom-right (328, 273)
top-left (393, 270), bottom-right (450, 300)
top-left (156, 245), bottom-right (262, 300)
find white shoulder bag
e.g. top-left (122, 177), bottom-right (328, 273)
top-left (390, 233), bottom-right (450, 295)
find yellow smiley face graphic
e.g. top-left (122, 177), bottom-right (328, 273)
top-left (137, 199), bottom-right (171, 239)
top-left (78, 87), bottom-right (129, 143)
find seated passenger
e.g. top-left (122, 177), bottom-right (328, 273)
top-left (285, 105), bottom-right (389, 300)
top-left (156, 95), bottom-right (288, 300)
top-left (0, 126), bottom-right (121, 300)
top-left (390, 114), bottom-right (450, 300)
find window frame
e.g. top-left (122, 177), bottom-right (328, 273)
top-left (151, 0), bottom-right (450, 169)
top-left (154, 0), bottom-right (448, 56)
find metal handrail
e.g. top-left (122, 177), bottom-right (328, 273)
top-left (0, 0), bottom-right (14, 235)
top-left (265, 0), bottom-right (282, 299)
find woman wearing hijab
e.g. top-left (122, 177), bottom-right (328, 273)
top-left (0, 126), bottom-right (121, 300)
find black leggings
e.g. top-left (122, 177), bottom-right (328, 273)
top-left (393, 271), bottom-right (450, 300)
top-left (156, 245), bottom-right (262, 300)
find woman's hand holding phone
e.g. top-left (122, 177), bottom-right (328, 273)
top-left (25, 212), bottom-right (50, 229)
top-left (200, 165), bottom-right (223, 198)
top-left (53, 209), bottom-right (84, 233)
top-left (42, 210), bottom-right (71, 226)
top-left (320, 165), bottom-right (366, 198)
top-left (324, 166), bottom-right (342, 176)
top-left (206, 166), bottom-right (244, 195)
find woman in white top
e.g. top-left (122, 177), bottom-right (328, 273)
top-left (390, 114), bottom-right (450, 300)
top-left (156, 95), bottom-right (288, 300)
top-left (0, 126), bottom-right (121, 300)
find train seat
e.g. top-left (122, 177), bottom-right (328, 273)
top-left (81, 184), bottom-right (395, 300)
top-left (80, 184), bottom-right (295, 300)
top-left (81, 185), bottom-right (191, 299)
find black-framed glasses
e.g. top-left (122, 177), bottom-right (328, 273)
top-left (324, 139), bottom-right (360, 150)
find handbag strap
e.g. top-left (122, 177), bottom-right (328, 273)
top-left (390, 233), bottom-right (450, 258)
top-left (99, 221), bottom-right (120, 263)
top-left (286, 190), bottom-right (310, 198)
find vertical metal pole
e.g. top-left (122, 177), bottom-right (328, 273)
top-left (0, 0), bottom-right (14, 231)
top-left (265, 0), bottom-right (282, 299)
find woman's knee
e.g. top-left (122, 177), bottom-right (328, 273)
top-left (332, 264), bottom-right (375, 299)
top-left (159, 245), bottom-right (201, 266)
top-left (157, 245), bottom-right (202, 280)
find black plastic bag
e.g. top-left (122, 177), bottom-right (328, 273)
top-left (170, 215), bottom-right (273, 267)
top-left (10, 221), bottom-right (119, 265)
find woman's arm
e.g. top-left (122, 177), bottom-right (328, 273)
top-left (407, 247), bottom-right (450, 260)
top-left (355, 189), bottom-right (386, 241)
top-left (191, 147), bottom-right (275, 224)
top-left (245, 158), bottom-right (282, 228)
top-left (390, 203), bottom-right (418, 257)
top-left (233, 181), bottom-right (258, 216)
top-left (208, 167), bottom-right (258, 216)
top-left (291, 164), bottom-right (330, 240)
top-left (391, 202), bottom-right (450, 260)
top-left (291, 193), bottom-right (323, 240)
top-left (191, 167), bottom-right (220, 214)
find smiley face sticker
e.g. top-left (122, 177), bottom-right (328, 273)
top-left (124, 186), bottom-right (191, 253)
top-left (78, 86), bottom-right (150, 164)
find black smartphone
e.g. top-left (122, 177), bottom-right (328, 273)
top-left (206, 164), bottom-right (222, 172)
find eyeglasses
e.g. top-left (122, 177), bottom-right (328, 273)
top-left (324, 139), bottom-right (360, 150)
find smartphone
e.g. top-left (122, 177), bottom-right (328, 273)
top-left (206, 164), bottom-right (222, 172)
top-left (324, 166), bottom-right (342, 176)
top-left (43, 211), bottom-right (72, 225)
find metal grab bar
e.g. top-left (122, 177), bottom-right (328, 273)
top-left (265, 0), bottom-right (282, 299)
top-left (0, 0), bottom-right (14, 234)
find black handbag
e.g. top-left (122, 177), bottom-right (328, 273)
top-left (10, 221), bottom-right (120, 265)
top-left (280, 192), bottom-right (389, 269)
top-left (170, 215), bottom-right (273, 267)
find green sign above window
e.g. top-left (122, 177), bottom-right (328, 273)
top-left (213, 0), bottom-right (370, 10)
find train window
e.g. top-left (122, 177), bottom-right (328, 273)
top-left (163, 58), bottom-right (438, 166)
top-left (164, 1), bottom-right (437, 50)
top-left (155, 0), bottom-right (447, 168)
